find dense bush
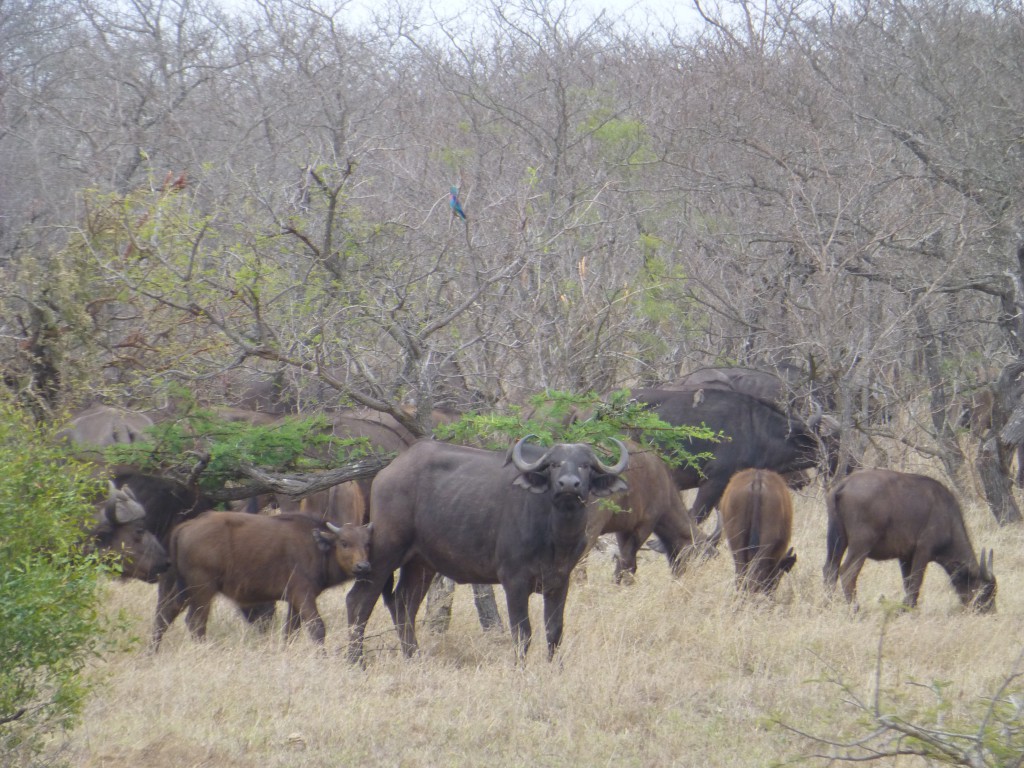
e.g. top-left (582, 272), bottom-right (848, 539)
top-left (0, 402), bottom-right (115, 765)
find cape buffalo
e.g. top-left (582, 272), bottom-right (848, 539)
top-left (87, 483), bottom-right (170, 583)
top-left (293, 481), bottom-right (366, 527)
top-left (633, 387), bottom-right (830, 524)
top-left (823, 469), bottom-right (997, 611)
top-left (719, 469), bottom-right (796, 594)
top-left (666, 367), bottom-right (791, 407)
top-left (108, 470), bottom-right (214, 546)
top-left (587, 446), bottom-right (713, 583)
top-left (346, 436), bottom-right (629, 664)
top-left (152, 512), bottom-right (372, 648)
top-left (58, 405), bottom-right (155, 463)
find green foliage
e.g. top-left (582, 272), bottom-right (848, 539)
top-left (582, 111), bottom-right (657, 166)
top-left (103, 405), bottom-right (377, 493)
top-left (0, 401), bottom-right (116, 763)
top-left (433, 389), bottom-right (718, 472)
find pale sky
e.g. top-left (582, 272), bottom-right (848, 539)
top-left (221, 0), bottom-right (703, 37)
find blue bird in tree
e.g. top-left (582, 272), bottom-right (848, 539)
top-left (449, 185), bottom-right (467, 220)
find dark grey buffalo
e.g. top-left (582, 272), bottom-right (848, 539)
top-left (346, 436), bottom-right (629, 663)
top-left (108, 470), bottom-right (214, 545)
top-left (152, 512), bottom-right (373, 648)
top-left (58, 404), bottom-right (154, 463)
top-left (87, 483), bottom-right (170, 583)
top-left (824, 469), bottom-right (996, 611)
top-left (665, 366), bottom-right (791, 407)
top-left (633, 387), bottom-right (830, 524)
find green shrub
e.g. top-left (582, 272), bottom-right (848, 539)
top-left (0, 402), bottom-right (114, 765)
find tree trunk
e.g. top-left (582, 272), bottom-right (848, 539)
top-left (914, 306), bottom-right (966, 479)
top-left (975, 361), bottom-right (1024, 525)
top-left (975, 437), bottom-right (1022, 524)
top-left (423, 577), bottom-right (504, 634)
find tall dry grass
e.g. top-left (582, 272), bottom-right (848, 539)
top-left (44, 480), bottom-right (1024, 768)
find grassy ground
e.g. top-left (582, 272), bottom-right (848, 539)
top-left (44, 480), bottom-right (1024, 768)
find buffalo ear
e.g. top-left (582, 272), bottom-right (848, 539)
top-left (312, 528), bottom-right (335, 552)
top-left (589, 474), bottom-right (628, 498)
top-left (513, 472), bottom-right (550, 494)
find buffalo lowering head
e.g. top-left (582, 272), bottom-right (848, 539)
top-left (958, 549), bottom-right (997, 613)
top-left (87, 485), bottom-right (169, 583)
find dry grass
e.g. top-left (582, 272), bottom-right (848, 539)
top-left (44, 481), bottom-right (1024, 768)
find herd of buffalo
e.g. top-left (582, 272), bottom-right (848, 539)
top-left (76, 367), bottom-right (998, 663)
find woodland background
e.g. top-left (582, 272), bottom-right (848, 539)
top-left (4, 2), bottom-right (1024, 766)
top-left (6, 0), bottom-right (1024, 513)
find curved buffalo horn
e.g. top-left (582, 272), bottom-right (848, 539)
top-left (110, 484), bottom-right (146, 524)
top-left (326, 521), bottom-right (342, 534)
top-left (594, 438), bottom-right (629, 475)
top-left (511, 434), bottom-right (551, 473)
top-left (980, 548), bottom-right (994, 580)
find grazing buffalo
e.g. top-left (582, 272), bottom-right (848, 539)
top-left (346, 436), bottom-right (629, 663)
top-left (152, 512), bottom-right (372, 648)
top-left (719, 469), bottom-right (796, 594)
top-left (633, 387), bottom-right (832, 524)
top-left (823, 469), bottom-right (997, 611)
top-left (587, 446), bottom-right (713, 583)
top-left (87, 483), bottom-right (170, 583)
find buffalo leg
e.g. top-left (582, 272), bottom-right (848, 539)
top-left (284, 603), bottom-right (303, 638)
top-left (291, 595), bottom-right (326, 644)
top-left (392, 561), bottom-right (434, 657)
top-left (732, 545), bottom-right (753, 590)
top-left (746, 552), bottom-right (774, 593)
top-left (900, 552), bottom-right (929, 608)
top-left (346, 571), bottom-right (390, 665)
top-left (691, 478), bottom-right (728, 525)
top-left (183, 585), bottom-right (216, 640)
top-left (542, 581), bottom-right (571, 661)
top-left (238, 602), bottom-right (276, 632)
top-left (151, 571), bottom-right (185, 651)
top-left (837, 550), bottom-right (868, 607)
top-left (614, 531), bottom-right (642, 584)
top-left (472, 584), bottom-right (504, 631)
top-left (822, 520), bottom-right (847, 592)
top-left (503, 579), bottom-right (533, 662)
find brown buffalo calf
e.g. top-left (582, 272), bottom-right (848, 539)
top-left (587, 447), bottom-right (714, 583)
top-left (296, 481), bottom-right (367, 527)
top-left (719, 468), bottom-right (796, 593)
top-left (824, 469), bottom-right (996, 611)
top-left (152, 512), bottom-right (372, 649)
